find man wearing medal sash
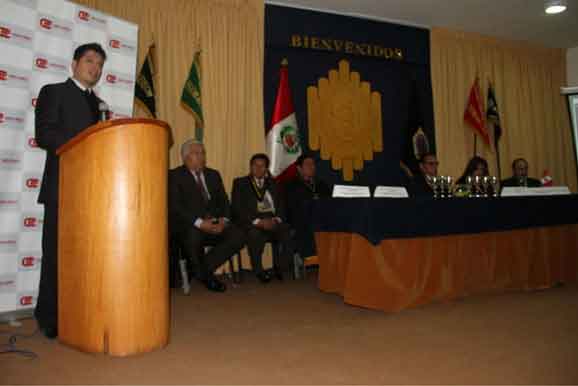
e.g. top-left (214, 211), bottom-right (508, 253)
top-left (285, 154), bottom-right (331, 259)
top-left (231, 153), bottom-right (293, 282)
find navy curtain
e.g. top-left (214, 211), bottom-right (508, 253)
top-left (264, 5), bottom-right (435, 187)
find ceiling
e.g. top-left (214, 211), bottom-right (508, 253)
top-left (267, 0), bottom-right (578, 48)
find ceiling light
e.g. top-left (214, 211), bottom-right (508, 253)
top-left (545, 0), bottom-right (567, 14)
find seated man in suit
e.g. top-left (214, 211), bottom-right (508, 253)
top-left (410, 152), bottom-right (438, 196)
top-left (501, 158), bottom-right (542, 187)
top-left (285, 154), bottom-right (331, 259)
top-left (231, 153), bottom-right (293, 282)
top-left (168, 139), bottom-right (245, 292)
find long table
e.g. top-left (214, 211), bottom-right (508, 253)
top-left (312, 196), bottom-right (578, 312)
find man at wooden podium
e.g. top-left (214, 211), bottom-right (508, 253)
top-left (168, 140), bottom-right (245, 292)
top-left (34, 43), bottom-right (108, 339)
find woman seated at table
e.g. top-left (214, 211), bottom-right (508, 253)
top-left (456, 156), bottom-right (489, 184)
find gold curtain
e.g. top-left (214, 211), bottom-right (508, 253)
top-left (75, 0), bottom-right (265, 190)
top-left (430, 27), bottom-right (576, 191)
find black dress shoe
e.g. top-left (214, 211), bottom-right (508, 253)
top-left (40, 326), bottom-right (58, 339)
top-left (256, 271), bottom-right (271, 283)
top-left (273, 270), bottom-right (284, 281)
top-left (204, 276), bottom-right (226, 292)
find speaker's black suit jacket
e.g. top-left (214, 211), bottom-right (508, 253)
top-left (35, 78), bottom-right (102, 204)
top-left (168, 165), bottom-right (232, 236)
top-left (34, 77), bottom-right (102, 331)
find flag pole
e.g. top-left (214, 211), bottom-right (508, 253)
top-left (495, 141), bottom-right (502, 181)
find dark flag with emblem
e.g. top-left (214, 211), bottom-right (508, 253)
top-left (401, 79), bottom-right (430, 176)
top-left (134, 44), bottom-right (156, 118)
top-left (486, 82), bottom-right (503, 179)
top-left (181, 50), bottom-right (203, 141)
top-left (486, 83), bottom-right (502, 148)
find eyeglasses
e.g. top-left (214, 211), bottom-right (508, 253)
top-left (424, 161), bottom-right (439, 166)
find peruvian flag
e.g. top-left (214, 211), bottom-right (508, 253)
top-left (266, 60), bottom-right (301, 183)
top-left (464, 77), bottom-right (490, 145)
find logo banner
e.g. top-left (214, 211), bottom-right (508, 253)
top-left (0, 0), bottom-right (138, 316)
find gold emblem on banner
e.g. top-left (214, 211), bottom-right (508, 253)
top-left (307, 60), bottom-right (382, 181)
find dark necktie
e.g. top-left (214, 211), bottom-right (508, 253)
top-left (83, 89), bottom-right (99, 123)
top-left (195, 171), bottom-right (209, 201)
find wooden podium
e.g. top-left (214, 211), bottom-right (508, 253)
top-left (56, 118), bottom-right (171, 356)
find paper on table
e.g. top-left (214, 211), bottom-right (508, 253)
top-left (501, 186), bottom-right (571, 197)
top-left (332, 185), bottom-right (371, 198)
top-left (373, 186), bottom-right (409, 198)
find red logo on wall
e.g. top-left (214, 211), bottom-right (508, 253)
top-left (106, 74), bottom-right (117, 84)
top-left (24, 217), bottom-right (37, 227)
top-left (0, 26), bottom-right (11, 39)
top-left (20, 296), bottom-right (33, 306)
top-left (21, 256), bottom-right (36, 267)
top-left (28, 137), bottom-right (38, 147)
top-left (0, 70), bottom-right (7, 81)
top-left (26, 178), bottom-right (40, 189)
top-left (0, 112), bottom-right (4, 123)
top-left (109, 39), bottom-right (120, 49)
top-left (39, 18), bottom-right (53, 30)
top-left (78, 10), bottom-right (90, 21)
top-left (35, 58), bottom-right (48, 69)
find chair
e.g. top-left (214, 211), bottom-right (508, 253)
top-left (170, 236), bottom-right (242, 296)
top-left (293, 254), bottom-right (319, 279)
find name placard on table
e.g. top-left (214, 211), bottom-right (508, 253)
top-left (373, 186), bottom-right (409, 198)
top-left (332, 185), bottom-right (371, 198)
top-left (501, 186), bottom-right (571, 197)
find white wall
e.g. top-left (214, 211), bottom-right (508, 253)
top-left (568, 47), bottom-right (578, 86)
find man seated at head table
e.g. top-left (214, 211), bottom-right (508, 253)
top-left (168, 139), bottom-right (245, 292)
top-left (409, 152), bottom-right (438, 196)
top-left (501, 158), bottom-right (542, 187)
top-left (285, 154), bottom-right (331, 259)
top-left (231, 153), bottom-right (294, 283)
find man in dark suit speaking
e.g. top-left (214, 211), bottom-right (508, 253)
top-left (168, 140), bottom-right (245, 292)
top-left (34, 43), bottom-right (107, 339)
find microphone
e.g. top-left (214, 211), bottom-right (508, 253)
top-left (98, 102), bottom-right (110, 121)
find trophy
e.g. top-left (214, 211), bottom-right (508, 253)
top-left (444, 176), bottom-right (454, 198)
top-left (490, 176), bottom-right (500, 197)
top-left (482, 176), bottom-right (490, 197)
top-left (466, 176), bottom-right (473, 194)
top-left (439, 176), bottom-right (446, 198)
top-left (431, 176), bottom-right (439, 198)
top-left (473, 175), bottom-right (481, 197)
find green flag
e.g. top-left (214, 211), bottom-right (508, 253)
top-left (134, 44), bottom-right (157, 118)
top-left (181, 50), bottom-right (203, 141)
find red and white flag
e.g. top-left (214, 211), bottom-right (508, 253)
top-left (541, 170), bottom-right (553, 186)
top-left (266, 60), bottom-right (301, 183)
top-left (464, 77), bottom-right (490, 145)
